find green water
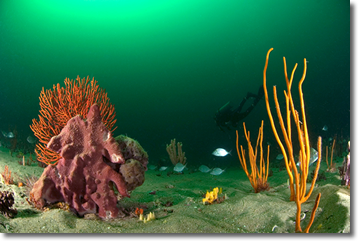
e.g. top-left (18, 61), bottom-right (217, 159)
top-left (0, 0), bottom-right (350, 167)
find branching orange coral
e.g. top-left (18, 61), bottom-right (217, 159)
top-left (236, 120), bottom-right (270, 193)
top-left (263, 48), bottom-right (321, 233)
top-left (166, 138), bottom-right (187, 166)
top-left (1, 165), bottom-right (14, 185)
top-left (30, 76), bottom-right (117, 166)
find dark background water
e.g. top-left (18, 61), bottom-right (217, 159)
top-left (0, 0), bottom-right (350, 168)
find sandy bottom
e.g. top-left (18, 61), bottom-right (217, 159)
top-left (0, 146), bottom-right (350, 233)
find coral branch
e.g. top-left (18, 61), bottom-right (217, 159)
top-left (1, 165), bottom-right (14, 185)
top-left (30, 76), bottom-right (116, 166)
top-left (263, 48), bottom-right (321, 232)
top-left (326, 139), bottom-right (336, 172)
top-left (236, 120), bottom-right (270, 193)
top-left (166, 138), bottom-right (187, 165)
top-left (304, 193), bottom-right (321, 233)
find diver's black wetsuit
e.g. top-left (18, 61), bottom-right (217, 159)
top-left (214, 85), bottom-right (264, 131)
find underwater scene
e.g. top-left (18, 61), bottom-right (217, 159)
top-left (0, 0), bottom-right (350, 234)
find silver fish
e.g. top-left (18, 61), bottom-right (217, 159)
top-left (322, 125), bottom-right (328, 131)
top-left (1, 131), bottom-right (14, 138)
top-left (212, 148), bottom-right (231, 157)
top-left (27, 135), bottom-right (37, 144)
top-left (199, 165), bottom-right (212, 173)
top-left (148, 165), bottom-right (157, 170)
top-left (159, 166), bottom-right (168, 171)
top-left (210, 167), bottom-right (225, 175)
top-left (297, 148), bottom-right (319, 166)
top-left (276, 154), bottom-right (284, 160)
top-left (173, 163), bottom-right (186, 172)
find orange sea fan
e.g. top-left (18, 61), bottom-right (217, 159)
top-left (30, 76), bottom-right (117, 166)
top-left (1, 165), bottom-right (14, 185)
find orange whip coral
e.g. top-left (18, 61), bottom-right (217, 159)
top-left (30, 76), bottom-right (117, 166)
top-left (263, 48), bottom-right (321, 233)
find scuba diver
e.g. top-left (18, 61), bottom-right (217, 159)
top-left (214, 85), bottom-right (264, 131)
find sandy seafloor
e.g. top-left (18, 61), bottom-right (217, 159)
top-left (0, 145), bottom-right (350, 234)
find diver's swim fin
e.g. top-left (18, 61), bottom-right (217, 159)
top-left (218, 101), bottom-right (232, 112)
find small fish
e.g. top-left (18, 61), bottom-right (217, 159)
top-left (297, 148), bottom-right (319, 166)
top-left (212, 148), bottom-right (231, 157)
top-left (1, 131), bottom-right (14, 138)
top-left (159, 166), bottom-right (168, 171)
top-left (199, 165), bottom-right (212, 173)
top-left (148, 165), bottom-right (157, 170)
top-left (210, 167), bottom-right (225, 175)
top-left (173, 163), bottom-right (186, 172)
top-left (27, 135), bottom-right (37, 144)
top-left (322, 125), bottom-right (328, 131)
top-left (276, 154), bottom-right (284, 160)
